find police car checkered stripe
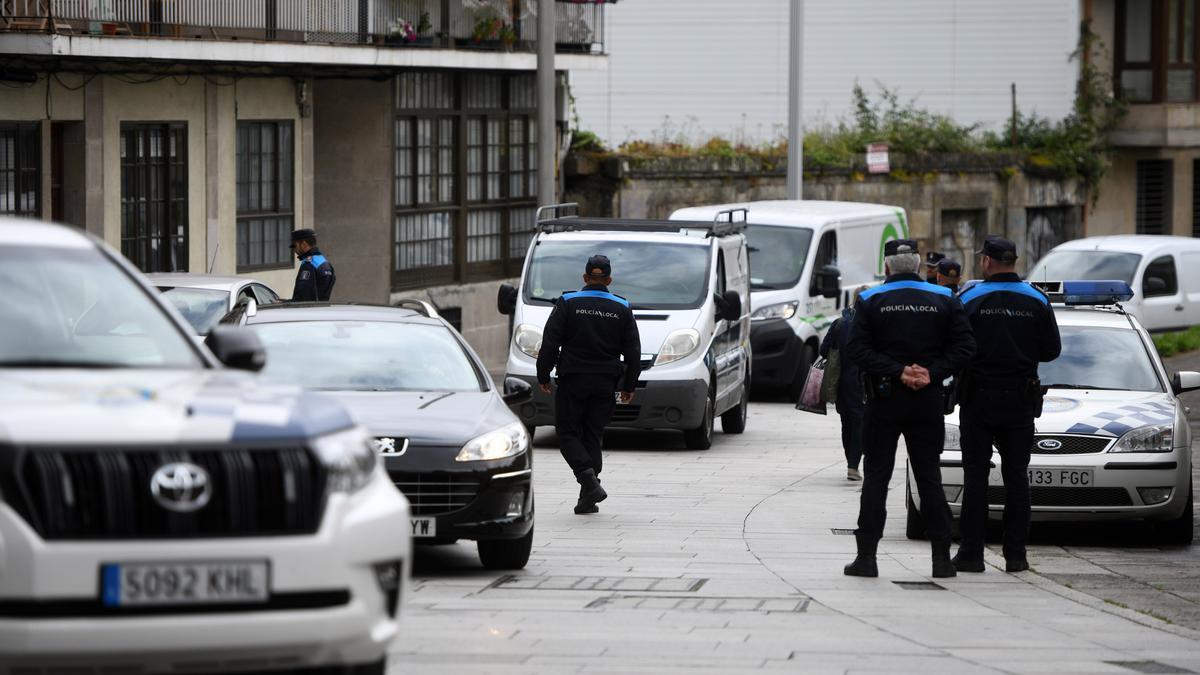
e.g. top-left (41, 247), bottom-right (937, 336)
top-left (1063, 401), bottom-right (1175, 437)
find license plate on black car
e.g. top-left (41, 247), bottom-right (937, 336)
top-left (101, 561), bottom-right (269, 607)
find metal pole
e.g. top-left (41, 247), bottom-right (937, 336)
top-left (787, 0), bottom-right (803, 200)
top-left (537, 0), bottom-right (556, 205)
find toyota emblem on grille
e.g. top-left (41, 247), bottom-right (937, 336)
top-left (150, 462), bottom-right (212, 513)
top-left (372, 437), bottom-right (409, 456)
top-left (1036, 439), bottom-right (1063, 451)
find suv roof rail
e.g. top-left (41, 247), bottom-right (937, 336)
top-left (537, 216), bottom-right (748, 238)
top-left (535, 202), bottom-right (580, 223)
top-left (393, 297), bottom-right (441, 318)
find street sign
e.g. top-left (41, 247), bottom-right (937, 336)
top-left (866, 143), bottom-right (890, 174)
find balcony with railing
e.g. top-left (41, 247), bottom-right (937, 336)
top-left (0, 0), bottom-right (607, 55)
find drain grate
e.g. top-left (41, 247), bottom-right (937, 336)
top-left (489, 575), bottom-right (707, 593)
top-left (586, 595), bottom-right (809, 613)
top-left (830, 528), bottom-right (854, 535)
top-left (893, 581), bottom-right (946, 591)
top-left (1107, 662), bottom-right (1194, 674)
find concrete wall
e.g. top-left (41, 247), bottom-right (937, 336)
top-left (1090, 149), bottom-right (1200, 237)
top-left (312, 78), bottom-right (394, 304)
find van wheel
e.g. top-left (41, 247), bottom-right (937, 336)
top-left (788, 343), bottom-right (816, 400)
top-left (906, 478), bottom-right (927, 540)
top-left (1157, 485), bottom-right (1194, 546)
top-left (721, 371), bottom-right (749, 434)
top-left (684, 384), bottom-right (715, 450)
top-left (478, 527), bottom-right (534, 570)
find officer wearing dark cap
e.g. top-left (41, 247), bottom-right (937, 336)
top-left (954, 236), bottom-right (1061, 574)
top-left (537, 254), bottom-right (642, 515)
top-left (844, 239), bottom-right (976, 579)
top-left (290, 229), bottom-right (336, 302)
top-left (936, 259), bottom-right (962, 293)
top-left (924, 251), bottom-right (947, 284)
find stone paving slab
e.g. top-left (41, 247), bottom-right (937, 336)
top-left (390, 401), bottom-right (1200, 672)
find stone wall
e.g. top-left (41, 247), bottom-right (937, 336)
top-left (564, 152), bottom-right (1085, 279)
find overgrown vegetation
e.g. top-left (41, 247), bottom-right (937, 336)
top-left (1152, 326), bottom-right (1200, 358)
top-left (571, 21), bottom-right (1126, 199)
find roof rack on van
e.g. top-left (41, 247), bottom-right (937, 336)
top-left (534, 206), bottom-right (748, 238)
top-left (535, 202), bottom-right (580, 223)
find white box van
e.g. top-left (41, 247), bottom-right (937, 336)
top-left (1027, 235), bottom-right (1200, 333)
top-left (498, 205), bottom-right (752, 450)
top-left (669, 200), bottom-right (912, 395)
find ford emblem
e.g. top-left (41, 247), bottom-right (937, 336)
top-left (1036, 439), bottom-right (1063, 451)
top-left (150, 462), bottom-right (212, 513)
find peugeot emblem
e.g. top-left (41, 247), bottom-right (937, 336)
top-left (150, 462), bottom-right (212, 513)
top-left (1036, 439), bottom-right (1063, 451)
top-left (372, 437), bottom-right (409, 456)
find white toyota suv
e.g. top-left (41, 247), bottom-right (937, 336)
top-left (0, 221), bottom-right (409, 673)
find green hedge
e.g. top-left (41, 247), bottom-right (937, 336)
top-left (1153, 326), bottom-right (1200, 358)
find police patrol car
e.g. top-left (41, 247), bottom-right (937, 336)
top-left (908, 281), bottom-right (1197, 545)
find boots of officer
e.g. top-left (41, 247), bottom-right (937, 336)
top-left (843, 534), bottom-right (879, 577)
top-left (931, 540), bottom-right (957, 578)
top-left (952, 550), bottom-right (986, 573)
top-left (574, 468), bottom-right (607, 515)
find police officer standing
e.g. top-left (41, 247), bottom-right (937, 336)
top-left (953, 236), bottom-right (1061, 573)
top-left (536, 255), bottom-right (642, 515)
top-left (290, 228), bottom-right (336, 302)
top-left (844, 239), bottom-right (976, 579)
top-left (924, 251), bottom-right (946, 284)
top-left (936, 259), bottom-right (963, 294)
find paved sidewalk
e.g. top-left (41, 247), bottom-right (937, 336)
top-left (393, 402), bottom-right (1200, 673)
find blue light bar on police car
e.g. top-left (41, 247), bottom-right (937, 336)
top-left (1029, 280), bottom-right (1134, 305)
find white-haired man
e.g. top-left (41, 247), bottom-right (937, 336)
top-left (843, 239), bottom-right (976, 579)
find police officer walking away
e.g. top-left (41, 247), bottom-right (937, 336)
top-left (844, 239), bottom-right (976, 579)
top-left (536, 255), bottom-right (642, 515)
top-left (290, 228), bottom-right (336, 302)
top-left (953, 236), bottom-right (1061, 573)
top-left (936, 259), bottom-right (963, 293)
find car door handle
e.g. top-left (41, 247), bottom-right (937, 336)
top-left (1175, 305), bottom-right (1185, 311)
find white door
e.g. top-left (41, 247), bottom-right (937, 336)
top-left (1179, 251), bottom-right (1200, 327)
top-left (1140, 254), bottom-right (1185, 332)
top-left (806, 229), bottom-right (840, 333)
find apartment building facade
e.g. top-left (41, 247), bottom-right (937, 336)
top-left (0, 0), bottom-right (608, 362)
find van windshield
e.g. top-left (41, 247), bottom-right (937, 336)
top-left (524, 240), bottom-right (712, 309)
top-left (1026, 250), bottom-right (1142, 285)
top-left (746, 224), bottom-right (814, 289)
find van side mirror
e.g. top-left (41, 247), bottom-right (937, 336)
top-left (204, 326), bottom-right (267, 372)
top-left (497, 283), bottom-right (518, 315)
top-left (817, 265), bottom-right (841, 299)
top-left (502, 376), bottom-right (533, 405)
top-left (1172, 371), bottom-right (1200, 395)
top-left (716, 290), bottom-right (742, 322)
top-left (1144, 276), bottom-right (1168, 295)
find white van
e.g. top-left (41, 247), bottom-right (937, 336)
top-left (669, 200), bottom-right (912, 395)
top-left (498, 205), bottom-right (752, 450)
top-left (1027, 235), bottom-right (1200, 333)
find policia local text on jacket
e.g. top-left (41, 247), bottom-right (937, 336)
top-left (844, 243), bottom-right (976, 579)
top-left (537, 264), bottom-right (642, 514)
top-left (953, 237), bottom-right (1061, 574)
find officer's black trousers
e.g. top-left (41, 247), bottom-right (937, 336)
top-left (959, 391), bottom-right (1035, 560)
top-left (856, 386), bottom-right (953, 543)
top-left (555, 373), bottom-right (617, 476)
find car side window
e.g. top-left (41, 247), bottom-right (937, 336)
top-left (252, 284), bottom-right (279, 305)
top-left (809, 230), bottom-right (837, 296)
top-left (1144, 255), bottom-right (1179, 297)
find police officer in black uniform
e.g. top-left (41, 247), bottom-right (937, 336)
top-left (290, 228), bottom-right (336, 302)
top-left (936, 259), bottom-right (963, 294)
top-left (536, 255), bottom-right (642, 515)
top-left (953, 236), bottom-right (1061, 573)
top-left (924, 251), bottom-right (947, 284)
top-left (844, 239), bottom-right (976, 579)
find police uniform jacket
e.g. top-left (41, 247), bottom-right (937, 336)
top-left (957, 272), bottom-right (1061, 387)
top-left (292, 247), bottom-right (336, 302)
top-left (818, 307), bottom-right (864, 414)
top-left (536, 284), bottom-right (643, 392)
top-left (846, 272), bottom-right (976, 384)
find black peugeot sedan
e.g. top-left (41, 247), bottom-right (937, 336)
top-left (219, 301), bottom-right (535, 570)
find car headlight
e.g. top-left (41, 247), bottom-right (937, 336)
top-left (655, 328), bottom-right (701, 366)
top-left (312, 426), bottom-right (377, 494)
top-left (514, 324), bottom-right (543, 358)
top-left (455, 422), bottom-right (530, 462)
top-left (1111, 423), bottom-right (1173, 453)
top-left (944, 423), bottom-right (961, 450)
top-left (751, 301), bottom-right (798, 321)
